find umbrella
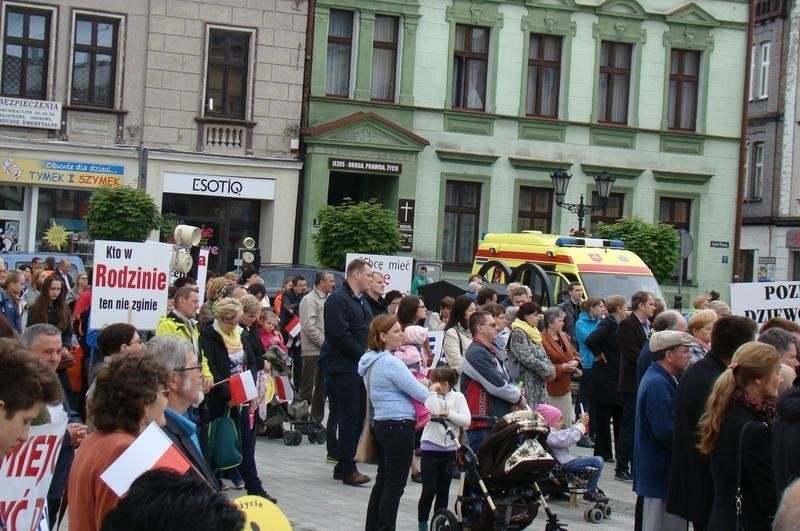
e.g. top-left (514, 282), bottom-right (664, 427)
top-left (418, 280), bottom-right (467, 310)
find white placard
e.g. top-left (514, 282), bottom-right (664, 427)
top-left (345, 253), bottom-right (413, 294)
top-left (428, 330), bottom-right (445, 367)
top-left (195, 249), bottom-right (211, 304)
top-left (729, 281), bottom-right (800, 327)
top-left (91, 240), bottom-right (172, 330)
top-left (0, 97), bottom-right (61, 129)
top-left (163, 172), bottom-right (275, 200)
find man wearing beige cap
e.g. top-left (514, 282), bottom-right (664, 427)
top-left (633, 330), bottom-right (693, 531)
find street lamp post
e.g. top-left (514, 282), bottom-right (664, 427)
top-left (549, 169), bottom-right (616, 233)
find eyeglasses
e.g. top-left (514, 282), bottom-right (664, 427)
top-left (175, 365), bottom-right (203, 372)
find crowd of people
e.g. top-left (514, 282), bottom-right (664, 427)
top-left (6, 255), bottom-right (800, 531)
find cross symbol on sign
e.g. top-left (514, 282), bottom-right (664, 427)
top-left (400, 201), bottom-right (414, 222)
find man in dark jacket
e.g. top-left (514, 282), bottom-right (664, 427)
top-left (665, 315), bottom-right (757, 531)
top-left (557, 281), bottom-right (583, 348)
top-left (279, 275), bottom-right (307, 386)
top-left (365, 271), bottom-right (387, 316)
top-left (324, 258), bottom-right (374, 486)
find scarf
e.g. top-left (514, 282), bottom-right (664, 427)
top-left (213, 320), bottom-right (243, 351)
top-left (735, 391), bottom-right (777, 427)
top-left (511, 318), bottom-right (542, 344)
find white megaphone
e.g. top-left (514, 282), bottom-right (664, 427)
top-left (171, 250), bottom-right (193, 274)
top-left (242, 236), bottom-right (256, 249)
top-left (173, 225), bottom-right (201, 247)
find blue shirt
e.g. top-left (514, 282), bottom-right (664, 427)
top-left (165, 408), bottom-right (201, 453)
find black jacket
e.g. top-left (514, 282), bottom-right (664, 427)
top-left (585, 316), bottom-right (622, 405)
top-left (773, 386), bottom-right (800, 494)
top-left (163, 412), bottom-right (220, 490)
top-left (707, 403), bottom-right (776, 531)
top-left (323, 280), bottom-right (373, 374)
top-left (665, 352), bottom-right (727, 526)
top-left (617, 313), bottom-right (648, 394)
top-left (365, 294), bottom-right (386, 317)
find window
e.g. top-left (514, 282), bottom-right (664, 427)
top-left (526, 34), bottom-right (561, 118)
top-left (371, 15), bottom-right (398, 102)
top-left (443, 181), bottom-right (481, 266)
top-left (517, 187), bottom-right (553, 232)
top-left (659, 197), bottom-right (692, 280)
top-left (739, 249), bottom-right (755, 282)
top-left (749, 44), bottom-right (755, 100)
top-left (205, 29), bottom-right (250, 118)
top-left (597, 41), bottom-right (631, 124)
top-left (748, 142), bottom-right (764, 199)
top-left (71, 15), bottom-right (118, 107)
top-left (2, 6), bottom-right (50, 99)
top-left (668, 49), bottom-right (699, 131)
top-left (758, 42), bottom-right (770, 98)
top-left (589, 192), bottom-right (624, 233)
top-left (326, 10), bottom-right (353, 97)
top-left (452, 24), bottom-right (489, 111)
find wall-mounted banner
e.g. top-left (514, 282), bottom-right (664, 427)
top-left (0, 96), bottom-right (61, 129)
top-left (730, 281), bottom-right (800, 327)
top-left (0, 156), bottom-right (125, 187)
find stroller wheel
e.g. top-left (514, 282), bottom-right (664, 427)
top-left (603, 504), bottom-right (612, 518)
top-left (282, 431), bottom-right (295, 446)
top-left (430, 508), bottom-right (459, 531)
top-left (308, 431), bottom-right (318, 444)
top-left (583, 507), bottom-right (593, 522)
top-left (315, 429), bottom-right (327, 444)
top-left (587, 507), bottom-right (603, 523)
top-left (290, 430), bottom-right (303, 446)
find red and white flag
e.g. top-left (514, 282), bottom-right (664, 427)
top-left (100, 422), bottom-right (191, 497)
top-left (230, 371), bottom-right (258, 405)
top-left (284, 316), bottom-right (301, 338)
top-left (273, 374), bottom-right (294, 404)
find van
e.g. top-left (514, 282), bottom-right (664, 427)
top-left (471, 232), bottom-right (666, 307)
top-left (0, 252), bottom-right (87, 278)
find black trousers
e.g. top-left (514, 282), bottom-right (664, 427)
top-left (618, 392), bottom-right (636, 474)
top-left (591, 402), bottom-right (622, 462)
top-left (365, 419), bottom-right (416, 531)
top-left (418, 450), bottom-right (457, 524)
top-left (331, 371), bottom-right (365, 476)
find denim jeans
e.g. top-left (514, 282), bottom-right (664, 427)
top-left (331, 372), bottom-right (365, 476)
top-left (564, 456), bottom-right (604, 492)
top-left (418, 450), bottom-right (457, 523)
top-left (365, 419), bottom-right (416, 531)
top-left (467, 428), bottom-right (491, 452)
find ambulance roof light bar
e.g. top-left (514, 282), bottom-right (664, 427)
top-left (555, 236), bottom-right (625, 249)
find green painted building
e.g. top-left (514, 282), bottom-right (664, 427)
top-left (299, 0), bottom-right (748, 303)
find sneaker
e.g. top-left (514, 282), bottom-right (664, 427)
top-left (614, 471), bottom-right (633, 482)
top-left (577, 434), bottom-right (595, 448)
top-left (583, 490), bottom-right (609, 503)
top-left (342, 471), bottom-right (371, 486)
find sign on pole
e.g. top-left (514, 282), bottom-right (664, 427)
top-left (345, 253), bottom-right (414, 294)
top-left (91, 240), bottom-right (172, 330)
top-left (730, 281), bottom-right (800, 327)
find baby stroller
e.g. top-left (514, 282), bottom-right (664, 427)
top-left (539, 453), bottom-right (612, 523)
top-left (430, 410), bottom-right (568, 531)
top-left (255, 344), bottom-right (325, 445)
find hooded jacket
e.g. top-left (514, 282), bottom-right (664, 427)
top-left (357, 350), bottom-right (429, 421)
top-left (575, 311), bottom-right (601, 369)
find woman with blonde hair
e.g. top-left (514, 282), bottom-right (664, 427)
top-left (697, 341), bottom-right (781, 530)
top-left (687, 309), bottom-right (718, 366)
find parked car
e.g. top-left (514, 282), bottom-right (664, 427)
top-left (0, 252), bottom-right (87, 277)
top-left (258, 264), bottom-right (345, 299)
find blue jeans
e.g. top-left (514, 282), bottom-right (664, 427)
top-left (230, 405), bottom-right (264, 494)
top-left (564, 456), bottom-right (604, 492)
top-left (365, 419), bottom-right (416, 531)
top-left (467, 428), bottom-right (491, 451)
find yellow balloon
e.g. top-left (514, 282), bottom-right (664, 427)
top-left (234, 495), bottom-right (292, 531)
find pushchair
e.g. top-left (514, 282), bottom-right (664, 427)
top-left (538, 452), bottom-right (612, 523)
top-left (430, 410), bottom-right (569, 531)
top-left (255, 344), bottom-right (325, 445)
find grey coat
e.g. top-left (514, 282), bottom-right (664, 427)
top-left (507, 328), bottom-right (555, 408)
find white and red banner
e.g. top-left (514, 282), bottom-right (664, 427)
top-left (229, 371), bottom-right (258, 405)
top-left (284, 316), bottom-right (301, 338)
top-left (195, 249), bottom-right (211, 304)
top-left (100, 422), bottom-right (190, 497)
top-left (273, 375), bottom-right (294, 404)
top-left (0, 409), bottom-right (67, 531)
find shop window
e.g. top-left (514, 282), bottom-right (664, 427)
top-left (517, 186), bottom-right (552, 232)
top-left (326, 10), bottom-right (354, 97)
top-left (205, 28), bottom-right (251, 118)
top-left (35, 188), bottom-right (93, 265)
top-left (371, 15), bottom-right (398, 102)
top-left (2, 5), bottom-right (51, 100)
top-left (526, 34), bottom-right (561, 118)
top-left (589, 191), bottom-right (624, 233)
top-left (668, 49), bottom-right (699, 131)
top-left (597, 41), bottom-right (631, 124)
top-left (659, 196), bottom-right (692, 281)
top-left (443, 180), bottom-right (481, 266)
top-left (0, 186), bottom-right (24, 210)
top-left (452, 24), bottom-right (489, 111)
top-left (71, 14), bottom-right (119, 107)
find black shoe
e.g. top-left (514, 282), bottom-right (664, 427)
top-left (583, 490), bottom-right (609, 503)
top-left (250, 490), bottom-right (278, 504)
top-left (614, 471), bottom-right (632, 482)
top-left (333, 468), bottom-right (343, 480)
top-left (577, 434), bottom-right (595, 448)
top-left (342, 472), bottom-right (371, 486)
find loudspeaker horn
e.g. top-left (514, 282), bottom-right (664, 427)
top-left (174, 225), bottom-right (201, 247)
top-left (242, 236), bottom-right (256, 249)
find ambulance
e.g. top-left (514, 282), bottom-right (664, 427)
top-left (471, 232), bottom-right (667, 307)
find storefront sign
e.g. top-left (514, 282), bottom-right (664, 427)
top-left (346, 253), bottom-right (413, 294)
top-left (0, 156), bottom-right (125, 187)
top-left (398, 198), bottom-right (415, 252)
top-left (91, 240), bottom-right (172, 330)
top-left (0, 96), bottom-right (61, 129)
top-left (328, 158), bottom-right (402, 175)
top-left (163, 172), bottom-right (275, 200)
top-left (730, 281), bottom-right (800, 326)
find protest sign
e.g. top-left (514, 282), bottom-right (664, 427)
top-left (90, 240), bottom-right (172, 330)
top-left (428, 330), bottom-right (445, 367)
top-left (345, 253), bottom-right (413, 294)
top-left (196, 249), bottom-right (210, 304)
top-left (0, 412), bottom-right (67, 531)
top-left (730, 281), bottom-right (800, 327)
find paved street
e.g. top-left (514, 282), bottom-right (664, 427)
top-left (246, 433), bottom-right (636, 531)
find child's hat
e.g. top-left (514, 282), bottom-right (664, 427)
top-left (404, 325), bottom-right (428, 345)
top-left (535, 404), bottom-right (562, 427)
top-left (394, 345), bottom-right (421, 366)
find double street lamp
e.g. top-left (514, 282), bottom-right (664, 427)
top-left (549, 169), bottom-right (616, 233)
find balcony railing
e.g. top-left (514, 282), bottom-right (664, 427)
top-left (195, 116), bottom-right (256, 155)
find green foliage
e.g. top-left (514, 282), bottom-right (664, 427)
top-left (86, 185), bottom-right (165, 242)
top-left (595, 217), bottom-right (680, 283)
top-left (313, 198), bottom-right (402, 270)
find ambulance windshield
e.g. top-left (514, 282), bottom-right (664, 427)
top-left (580, 273), bottom-right (666, 303)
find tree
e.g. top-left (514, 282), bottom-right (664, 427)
top-left (313, 198), bottom-right (401, 270)
top-left (86, 185), bottom-right (164, 242)
top-left (595, 217), bottom-right (680, 283)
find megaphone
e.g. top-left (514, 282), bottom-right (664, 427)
top-left (174, 225), bottom-right (201, 247)
top-left (171, 250), bottom-right (193, 274)
top-left (242, 236), bottom-right (256, 249)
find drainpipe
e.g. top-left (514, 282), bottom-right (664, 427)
top-left (732, 0), bottom-right (756, 282)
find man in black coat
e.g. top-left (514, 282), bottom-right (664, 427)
top-left (665, 315), bottom-right (757, 530)
top-left (324, 258), bottom-right (374, 486)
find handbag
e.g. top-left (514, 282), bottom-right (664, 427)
top-left (206, 409), bottom-right (242, 471)
top-left (355, 365), bottom-right (379, 465)
top-left (735, 421), bottom-right (754, 531)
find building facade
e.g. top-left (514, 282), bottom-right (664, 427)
top-left (0, 0), bottom-right (307, 273)
top-left (300, 0), bottom-right (748, 302)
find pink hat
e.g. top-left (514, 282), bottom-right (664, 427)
top-left (394, 345), bottom-right (422, 367)
top-left (536, 404), bottom-right (563, 427)
top-left (404, 325), bottom-right (428, 346)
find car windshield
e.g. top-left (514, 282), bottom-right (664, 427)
top-left (580, 273), bottom-right (667, 303)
